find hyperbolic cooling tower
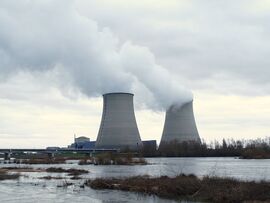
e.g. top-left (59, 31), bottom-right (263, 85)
top-left (160, 101), bottom-right (200, 145)
top-left (95, 93), bottom-right (142, 150)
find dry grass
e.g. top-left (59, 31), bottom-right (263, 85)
top-left (39, 176), bottom-right (64, 180)
top-left (78, 158), bottom-right (93, 165)
top-left (1, 167), bottom-right (45, 172)
top-left (18, 158), bottom-right (66, 164)
top-left (85, 174), bottom-right (270, 203)
top-left (46, 167), bottom-right (89, 176)
top-left (93, 153), bottom-right (147, 165)
top-left (0, 169), bottom-right (20, 181)
top-left (241, 148), bottom-right (270, 159)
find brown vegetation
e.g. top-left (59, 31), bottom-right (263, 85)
top-left (241, 148), bottom-right (270, 159)
top-left (78, 158), bottom-right (93, 165)
top-left (85, 174), bottom-right (270, 203)
top-left (17, 157), bottom-right (66, 164)
top-left (45, 167), bottom-right (89, 176)
top-left (0, 169), bottom-right (20, 181)
top-left (11, 153), bottom-right (147, 166)
top-left (39, 176), bottom-right (64, 180)
top-left (70, 175), bottom-right (82, 180)
top-left (93, 153), bottom-right (147, 165)
top-left (1, 167), bottom-right (44, 172)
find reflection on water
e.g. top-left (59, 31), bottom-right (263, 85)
top-left (0, 182), bottom-right (179, 203)
top-left (147, 157), bottom-right (270, 181)
top-left (0, 157), bottom-right (269, 202)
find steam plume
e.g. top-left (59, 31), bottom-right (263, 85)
top-left (0, 0), bottom-right (192, 110)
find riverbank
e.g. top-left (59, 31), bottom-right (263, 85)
top-left (2, 152), bottom-right (147, 165)
top-left (86, 174), bottom-right (270, 202)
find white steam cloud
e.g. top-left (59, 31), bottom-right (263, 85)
top-left (0, 0), bottom-right (192, 110)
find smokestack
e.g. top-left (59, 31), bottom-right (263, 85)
top-left (95, 92), bottom-right (142, 150)
top-left (160, 101), bottom-right (200, 145)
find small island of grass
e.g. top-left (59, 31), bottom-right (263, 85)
top-left (85, 174), bottom-right (270, 202)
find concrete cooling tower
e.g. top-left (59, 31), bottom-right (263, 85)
top-left (95, 93), bottom-right (142, 150)
top-left (160, 101), bottom-right (200, 145)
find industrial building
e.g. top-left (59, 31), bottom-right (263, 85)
top-left (160, 101), bottom-right (200, 145)
top-left (142, 140), bottom-right (157, 149)
top-left (68, 136), bottom-right (96, 149)
top-left (75, 136), bottom-right (90, 143)
top-left (142, 140), bottom-right (157, 156)
top-left (95, 92), bottom-right (142, 150)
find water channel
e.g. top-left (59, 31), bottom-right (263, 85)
top-left (0, 157), bottom-right (269, 202)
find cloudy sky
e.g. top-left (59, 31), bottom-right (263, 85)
top-left (0, 0), bottom-right (270, 148)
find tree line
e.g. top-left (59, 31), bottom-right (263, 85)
top-left (142, 137), bottom-right (270, 158)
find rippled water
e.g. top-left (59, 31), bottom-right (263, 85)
top-left (0, 157), bottom-right (269, 202)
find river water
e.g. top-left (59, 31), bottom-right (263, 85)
top-left (0, 157), bottom-right (269, 202)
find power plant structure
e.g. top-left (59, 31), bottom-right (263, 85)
top-left (160, 101), bottom-right (200, 146)
top-left (95, 92), bottom-right (143, 150)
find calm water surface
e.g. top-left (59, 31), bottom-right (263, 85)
top-left (0, 157), bottom-right (269, 202)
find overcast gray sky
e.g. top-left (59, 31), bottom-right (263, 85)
top-left (0, 0), bottom-right (270, 148)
